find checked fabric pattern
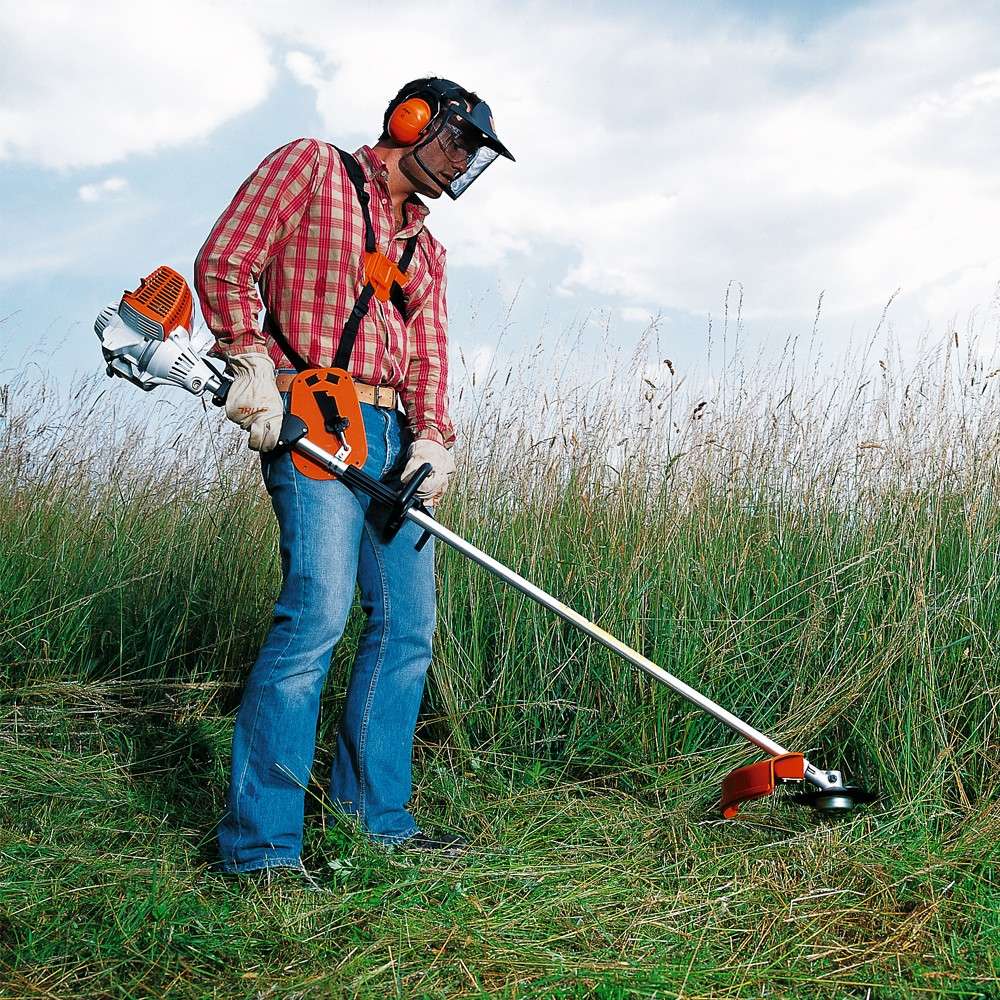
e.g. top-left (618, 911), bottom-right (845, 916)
top-left (195, 140), bottom-right (455, 447)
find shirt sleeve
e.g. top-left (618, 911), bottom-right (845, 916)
top-left (400, 246), bottom-right (456, 449)
top-left (194, 138), bottom-right (327, 357)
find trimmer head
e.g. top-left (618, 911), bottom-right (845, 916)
top-left (789, 784), bottom-right (878, 816)
top-left (720, 753), bottom-right (877, 819)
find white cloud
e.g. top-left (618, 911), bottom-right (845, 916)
top-left (0, 0), bottom-right (275, 169)
top-left (78, 177), bottom-right (128, 203)
top-left (285, 51), bottom-right (322, 90)
top-left (0, 249), bottom-right (73, 282)
top-left (257, 0), bottom-right (1000, 343)
top-left (6, 0), bottom-right (1000, 354)
top-left (0, 197), bottom-right (156, 285)
top-left (621, 307), bottom-right (661, 325)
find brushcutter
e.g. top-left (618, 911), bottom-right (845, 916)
top-left (94, 266), bottom-right (878, 819)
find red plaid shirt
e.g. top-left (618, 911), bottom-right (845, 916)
top-left (194, 139), bottom-right (455, 447)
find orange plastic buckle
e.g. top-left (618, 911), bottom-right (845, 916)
top-left (288, 368), bottom-right (367, 481)
top-left (720, 752), bottom-right (805, 819)
top-left (364, 251), bottom-right (408, 303)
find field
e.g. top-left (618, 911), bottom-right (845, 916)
top-left (1, 320), bottom-right (998, 998)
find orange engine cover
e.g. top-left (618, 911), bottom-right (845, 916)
top-left (288, 368), bottom-right (367, 480)
top-left (119, 265), bottom-right (193, 340)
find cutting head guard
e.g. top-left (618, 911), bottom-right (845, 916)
top-left (384, 77), bottom-right (514, 199)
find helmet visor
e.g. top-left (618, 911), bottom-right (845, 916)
top-left (447, 145), bottom-right (499, 198)
top-left (412, 110), bottom-right (506, 199)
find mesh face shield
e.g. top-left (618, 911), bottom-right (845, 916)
top-left (410, 101), bottom-right (513, 199)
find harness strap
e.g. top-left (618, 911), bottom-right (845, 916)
top-left (337, 147), bottom-right (377, 255)
top-left (390, 237), bottom-right (418, 318)
top-left (332, 283), bottom-right (376, 370)
top-left (259, 146), bottom-right (419, 375)
top-left (262, 305), bottom-right (310, 373)
top-left (332, 146), bottom-right (418, 371)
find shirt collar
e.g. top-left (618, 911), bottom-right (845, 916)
top-left (354, 144), bottom-right (430, 233)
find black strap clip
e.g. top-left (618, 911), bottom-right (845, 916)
top-left (314, 391), bottom-right (351, 440)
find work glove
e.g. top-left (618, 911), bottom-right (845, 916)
top-left (401, 439), bottom-right (456, 504)
top-left (224, 352), bottom-right (284, 452)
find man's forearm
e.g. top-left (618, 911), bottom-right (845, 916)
top-left (194, 257), bottom-right (268, 356)
top-left (194, 138), bottom-right (326, 357)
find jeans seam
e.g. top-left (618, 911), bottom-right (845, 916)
top-left (231, 454), bottom-right (306, 860)
top-left (381, 409), bottom-right (392, 477)
top-left (356, 517), bottom-right (391, 827)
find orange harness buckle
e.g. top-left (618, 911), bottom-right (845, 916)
top-left (364, 251), bottom-right (408, 303)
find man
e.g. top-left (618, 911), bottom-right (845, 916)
top-left (194, 77), bottom-right (514, 875)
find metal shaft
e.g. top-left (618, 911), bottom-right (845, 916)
top-left (406, 505), bottom-right (793, 759)
top-left (296, 435), bottom-right (788, 760)
top-left (419, 508), bottom-right (847, 794)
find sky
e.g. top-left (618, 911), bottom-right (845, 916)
top-left (3, 0), bottom-right (1000, 396)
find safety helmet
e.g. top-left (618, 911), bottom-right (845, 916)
top-left (385, 77), bottom-right (515, 199)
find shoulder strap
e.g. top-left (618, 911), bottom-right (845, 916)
top-left (265, 146), bottom-right (418, 373)
top-left (256, 147), bottom-right (369, 374)
top-left (335, 147), bottom-right (376, 253)
top-left (399, 235), bottom-right (419, 272)
top-left (333, 146), bottom-right (377, 369)
top-left (333, 146), bottom-right (419, 370)
top-left (261, 299), bottom-right (310, 373)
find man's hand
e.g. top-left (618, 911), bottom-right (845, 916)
top-left (224, 353), bottom-right (284, 452)
top-left (401, 439), bottom-right (456, 504)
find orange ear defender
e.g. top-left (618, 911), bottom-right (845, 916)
top-left (387, 96), bottom-right (434, 144)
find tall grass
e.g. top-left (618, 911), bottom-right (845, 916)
top-left (1, 311), bottom-right (998, 996)
top-left (4, 317), bottom-right (998, 804)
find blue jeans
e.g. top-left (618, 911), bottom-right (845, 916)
top-left (217, 398), bottom-right (436, 872)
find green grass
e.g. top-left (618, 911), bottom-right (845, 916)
top-left (3, 696), bottom-right (997, 998)
top-left (1, 326), bottom-right (999, 997)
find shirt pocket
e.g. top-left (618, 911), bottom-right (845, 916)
top-left (399, 245), bottom-right (435, 313)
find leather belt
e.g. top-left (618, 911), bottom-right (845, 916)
top-left (275, 372), bottom-right (398, 409)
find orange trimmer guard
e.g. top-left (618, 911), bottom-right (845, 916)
top-left (720, 752), bottom-right (805, 818)
top-left (289, 368), bottom-right (367, 480)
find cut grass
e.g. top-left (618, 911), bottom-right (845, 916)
top-left (1, 691), bottom-right (997, 998)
